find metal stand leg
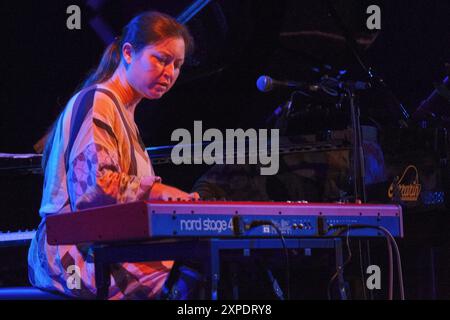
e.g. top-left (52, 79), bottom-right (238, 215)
top-left (229, 262), bottom-right (240, 300)
top-left (210, 243), bottom-right (220, 300)
top-left (335, 239), bottom-right (348, 300)
top-left (159, 261), bottom-right (182, 300)
top-left (94, 261), bottom-right (110, 300)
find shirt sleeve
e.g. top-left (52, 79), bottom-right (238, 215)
top-left (66, 91), bottom-right (161, 210)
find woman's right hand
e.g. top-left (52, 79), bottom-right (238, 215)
top-left (149, 182), bottom-right (200, 201)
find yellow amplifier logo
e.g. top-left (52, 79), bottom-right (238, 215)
top-left (388, 165), bottom-right (421, 202)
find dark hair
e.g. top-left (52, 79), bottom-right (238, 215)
top-left (81, 11), bottom-right (194, 89)
top-left (41, 11), bottom-right (193, 170)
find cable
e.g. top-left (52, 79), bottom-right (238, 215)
top-left (336, 226), bottom-right (394, 300)
top-left (364, 226), bottom-right (403, 299)
top-left (327, 228), bottom-right (352, 300)
top-left (386, 237), bottom-right (394, 300)
top-left (245, 220), bottom-right (291, 300)
top-left (327, 226), bottom-right (392, 300)
top-left (379, 226), bottom-right (405, 300)
top-left (331, 225), bottom-right (405, 300)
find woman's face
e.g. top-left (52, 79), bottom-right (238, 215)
top-left (125, 37), bottom-right (186, 99)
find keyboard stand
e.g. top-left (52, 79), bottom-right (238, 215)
top-left (93, 238), bottom-right (347, 300)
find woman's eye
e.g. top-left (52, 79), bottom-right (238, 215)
top-left (153, 55), bottom-right (167, 64)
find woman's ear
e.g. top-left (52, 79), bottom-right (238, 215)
top-left (122, 42), bottom-right (134, 64)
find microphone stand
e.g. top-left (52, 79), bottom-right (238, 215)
top-left (345, 86), bottom-right (367, 203)
top-left (324, 0), bottom-right (410, 203)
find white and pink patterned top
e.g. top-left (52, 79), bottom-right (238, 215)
top-left (28, 85), bottom-right (173, 299)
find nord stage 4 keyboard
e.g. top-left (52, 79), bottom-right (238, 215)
top-left (46, 201), bottom-right (403, 245)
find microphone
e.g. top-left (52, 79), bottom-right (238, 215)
top-left (256, 75), bottom-right (319, 93)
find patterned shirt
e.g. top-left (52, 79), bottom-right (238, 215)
top-left (28, 85), bottom-right (173, 299)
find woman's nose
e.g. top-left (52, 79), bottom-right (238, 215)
top-left (163, 62), bottom-right (175, 80)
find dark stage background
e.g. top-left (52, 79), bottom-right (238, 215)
top-left (1, 0), bottom-right (449, 153)
top-left (1, 0), bottom-right (450, 299)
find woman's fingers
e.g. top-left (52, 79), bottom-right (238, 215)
top-left (189, 192), bottom-right (200, 201)
top-left (163, 192), bottom-right (200, 201)
top-left (150, 183), bottom-right (201, 201)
